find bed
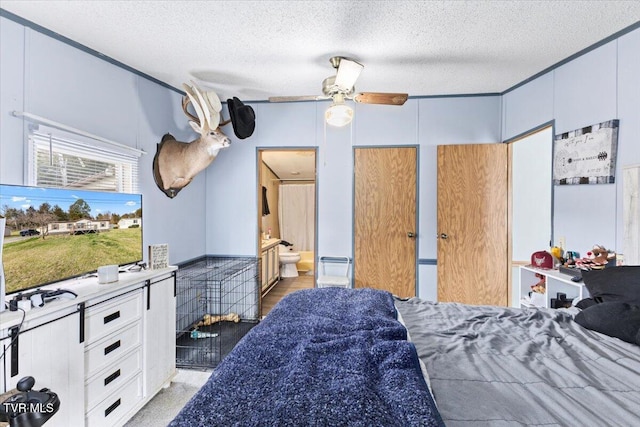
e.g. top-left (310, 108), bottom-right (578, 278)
top-left (396, 298), bottom-right (640, 426)
top-left (169, 287), bottom-right (444, 426)
top-left (169, 267), bottom-right (640, 426)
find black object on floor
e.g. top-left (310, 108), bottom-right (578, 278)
top-left (176, 321), bottom-right (256, 369)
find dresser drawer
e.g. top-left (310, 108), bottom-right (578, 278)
top-left (85, 322), bottom-right (142, 378)
top-left (85, 374), bottom-right (143, 427)
top-left (85, 348), bottom-right (142, 411)
top-left (85, 292), bottom-right (142, 343)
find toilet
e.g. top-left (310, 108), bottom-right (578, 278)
top-left (278, 244), bottom-right (301, 278)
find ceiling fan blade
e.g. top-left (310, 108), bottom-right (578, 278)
top-left (334, 58), bottom-right (364, 91)
top-left (268, 95), bottom-right (328, 103)
top-left (353, 92), bottom-right (408, 106)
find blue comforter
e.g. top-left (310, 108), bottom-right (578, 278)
top-left (169, 287), bottom-right (443, 426)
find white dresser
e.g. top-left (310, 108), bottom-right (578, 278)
top-left (0, 267), bottom-right (177, 427)
top-left (84, 290), bottom-right (144, 426)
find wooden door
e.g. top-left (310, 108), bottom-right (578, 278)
top-left (354, 147), bottom-right (417, 297)
top-left (437, 144), bottom-right (509, 306)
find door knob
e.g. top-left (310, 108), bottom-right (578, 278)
top-left (440, 233), bottom-right (448, 239)
top-left (407, 232), bottom-right (416, 238)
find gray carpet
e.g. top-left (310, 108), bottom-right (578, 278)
top-left (124, 369), bottom-right (211, 427)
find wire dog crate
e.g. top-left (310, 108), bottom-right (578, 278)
top-left (175, 256), bottom-right (259, 369)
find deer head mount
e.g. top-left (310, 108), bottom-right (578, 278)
top-left (153, 83), bottom-right (232, 198)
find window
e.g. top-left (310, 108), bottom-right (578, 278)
top-left (27, 125), bottom-right (140, 193)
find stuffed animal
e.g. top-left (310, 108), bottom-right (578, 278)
top-left (589, 245), bottom-right (612, 264)
top-left (530, 273), bottom-right (546, 294)
top-left (192, 312), bottom-right (240, 329)
top-left (575, 245), bottom-right (616, 269)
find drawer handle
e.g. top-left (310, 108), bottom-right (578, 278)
top-left (104, 369), bottom-right (121, 386)
top-left (104, 340), bottom-right (121, 355)
top-left (104, 311), bottom-right (121, 324)
top-left (104, 398), bottom-right (121, 417)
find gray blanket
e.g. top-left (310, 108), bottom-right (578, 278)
top-left (395, 298), bottom-right (640, 426)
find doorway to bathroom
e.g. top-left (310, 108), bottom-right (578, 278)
top-left (257, 148), bottom-right (317, 313)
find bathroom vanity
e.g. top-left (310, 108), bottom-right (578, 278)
top-left (261, 238), bottom-right (280, 296)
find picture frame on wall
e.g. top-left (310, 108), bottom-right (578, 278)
top-left (553, 119), bottom-right (619, 185)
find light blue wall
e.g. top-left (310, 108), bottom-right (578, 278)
top-left (502, 28), bottom-right (640, 256)
top-left (502, 73), bottom-right (554, 138)
top-left (0, 17), bottom-right (25, 183)
top-left (0, 16), bottom-right (207, 265)
top-left (25, 30), bottom-right (138, 145)
top-left (1, 12), bottom-right (638, 300)
top-left (203, 95), bottom-right (501, 302)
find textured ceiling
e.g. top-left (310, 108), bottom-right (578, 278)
top-left (262, 150), bottom-right (316, 181)
top-left (2, 1), bottom-right (639, 103)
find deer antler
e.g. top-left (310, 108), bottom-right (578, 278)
top-left (193, 85), bottom-right (213, 129)
top-left (182, 83), bottom-right (211, 131)
top-left (183, 96), bottom-right (231, 127)
top-left (182, 82), bottom-right (233, 130)
top-left (182, 96), bottom-right (199, 124)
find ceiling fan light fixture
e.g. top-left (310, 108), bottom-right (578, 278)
top-left (325, 102), bottom-right (353, 127)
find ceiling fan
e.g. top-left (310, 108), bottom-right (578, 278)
top-left (268, 56), bottom-right (408, 126)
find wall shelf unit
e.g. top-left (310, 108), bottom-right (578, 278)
top-left (518, 266), bottom-right (589, 309)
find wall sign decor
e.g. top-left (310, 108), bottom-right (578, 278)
top-left (553, 119), bottom-right (619, 185)
top-left (149, 243), bottom-right (169, 270)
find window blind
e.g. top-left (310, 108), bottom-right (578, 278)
top-left (28, 128), bottom-right (139, 193)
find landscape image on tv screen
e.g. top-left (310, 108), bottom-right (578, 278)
top-left (0, 184), bottom-right (142, 294)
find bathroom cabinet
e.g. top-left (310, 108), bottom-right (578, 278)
top-left (261, 239), bottom-right (280, 295)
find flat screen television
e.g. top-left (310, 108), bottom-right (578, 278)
top-left (0, 184), bottom-right (143, 295)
